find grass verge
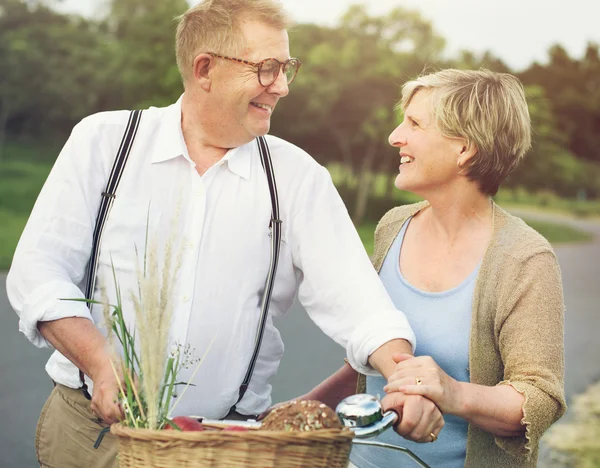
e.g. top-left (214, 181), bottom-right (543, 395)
top-left (0, 142), bottom-right (55, 271)
top-left (0, 152), bottom-right (596, 270)
top-left (543, 381), bottom-right (600, 468)
top-left (356, 217), bottom-right (593, 258)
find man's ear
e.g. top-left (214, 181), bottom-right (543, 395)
top-left (192, 54), bottom-right (213, 91)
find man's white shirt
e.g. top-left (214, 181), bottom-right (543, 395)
top-left (7, 97), bottom-right (416, 418)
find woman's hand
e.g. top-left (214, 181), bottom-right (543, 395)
top-left (384, 353), bottom-right (464, 416)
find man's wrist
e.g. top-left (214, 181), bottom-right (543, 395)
top-left (368, 339), bottom-right (413, 379)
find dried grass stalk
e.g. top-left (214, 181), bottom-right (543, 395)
top-left (130, 203), bottom-right (184, 430)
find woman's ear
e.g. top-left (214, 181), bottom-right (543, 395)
top-left (192, 54), bottom-right (213, 91)
top-left (457, 140), bottom-right (478, 168)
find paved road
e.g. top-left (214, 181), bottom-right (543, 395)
top-left (0, 275), bottom-right (53, 468)
top-left (1, 209), bottom-right (598, 467)
top-left (507, 209), bottom-right (600, 400)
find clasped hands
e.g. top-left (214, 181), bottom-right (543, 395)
top-left (382, 353), bottom-right (458, 443)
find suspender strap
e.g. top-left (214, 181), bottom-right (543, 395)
top-left (79, 109), bottom-right (143, 398)
top-left (231, 136), bottom-right (282, 412)
top-left (78, 124), bottom-right (280, 412)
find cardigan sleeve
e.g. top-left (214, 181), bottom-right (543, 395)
top-left (494, 250), bottom-right (567, 458)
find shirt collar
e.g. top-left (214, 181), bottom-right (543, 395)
top-left (150, 95), bottom-right (189, 165)
top-left (150, 94), bottom-right (253, 180)
top-left (221, 143), bottom-right (252, 180)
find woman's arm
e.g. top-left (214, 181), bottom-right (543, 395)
top-left (454, 382), bottom-right (525, 436)
top-left (384, 354), bottom-right (525, 436)
top-left (386, 249), bottom-right (566, 449)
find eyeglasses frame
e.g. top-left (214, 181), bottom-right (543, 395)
top-left (207, 52), bottom-right (302, 87)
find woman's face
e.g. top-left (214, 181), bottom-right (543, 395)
top-left (388, 90), bottom-right (466, 197)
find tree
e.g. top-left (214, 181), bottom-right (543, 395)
top-left (520, 43), bottom-right (600, 165)
top-left (101, 0), bottom-right (189, 109)
top-left (272, 5), bottom-right (446, 224)
top-left (0, 0), bottom-right (114, 156)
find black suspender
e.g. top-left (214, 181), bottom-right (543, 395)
top-left (85, 110), bottom-right (143, 302)
top-left (80, 114), bottom-right (282, 414)
top-left (80, 109), bottom-right (143, 399)
top-left (230, 136), bottom-right (282, 413)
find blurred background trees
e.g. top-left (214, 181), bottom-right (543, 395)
top-left (1, 0), bottom-right (599, 223)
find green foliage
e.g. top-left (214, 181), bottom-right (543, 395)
top-left (0, 140), bottom-right (54, 269)
top-left (271, 5), bottom-right (446, 224)
top-left (496, 187), bottom-right (600, 218)
top-left (356, 222), bottom-right (377, 257)
top-left (0, 0), bottom-right (115, 151)
top-left (0, 0), bottom-right (599, 235)
top-left (0, 143), bottom-right (595, 272)
top-left (520, 44), bottom-right (600, 166)
top-left (523, 219), bottom-right (593, 244)
top-left (102, 0), bottom-right (188, 109)
top-left (356, 215), bottom-right (592, 261)
top-left (0, 155), bottom-right (51, 213)
top-left (544, 381), bottom-right (600, 467)
top-left (0, 208), bottom-right (27, 270)
top-left (505, 84), bottom-right (600, 199)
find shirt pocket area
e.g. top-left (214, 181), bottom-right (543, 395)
top-left (97, 200), bottom-right (163, 274)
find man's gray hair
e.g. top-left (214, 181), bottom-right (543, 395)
top-left (175, 0), bottom-right (291, 84)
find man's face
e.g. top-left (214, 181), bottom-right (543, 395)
top-left (208, 20), bottom-right (291, 147)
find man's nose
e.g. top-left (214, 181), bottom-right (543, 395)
top-left (268, 69), bottom-right (289, 97)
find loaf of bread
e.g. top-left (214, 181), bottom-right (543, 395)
top-left (261, 400), bottom-right (343, 432)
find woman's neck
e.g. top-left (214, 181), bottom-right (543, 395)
top-left (420, 188), bottom-right (494, 244)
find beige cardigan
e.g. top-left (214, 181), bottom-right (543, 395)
top-left (365, 201), bottom-right (566, 467)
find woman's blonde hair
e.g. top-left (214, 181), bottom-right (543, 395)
top-left (400, 69), bottom-right (532, 196)
top-left (175, 0), bottom-right (291, 84)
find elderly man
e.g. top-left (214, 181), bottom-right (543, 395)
top-left (7, 1), bottom-right (442, 466)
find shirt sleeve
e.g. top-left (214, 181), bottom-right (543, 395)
top-left (289, 165), bottom-right (416, 375)
top-left (6, 118), bottom-right (109, 348)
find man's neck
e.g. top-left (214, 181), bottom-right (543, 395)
top-left (181, 93), bottom-right (230, 176)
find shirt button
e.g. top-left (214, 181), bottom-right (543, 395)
top-left (182, 295), bottom-right (190, 303)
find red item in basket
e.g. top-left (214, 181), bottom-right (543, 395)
top-left (164, 416), bottom-right (206, 431)
top-left (222, 426), bottom-right (250, 432)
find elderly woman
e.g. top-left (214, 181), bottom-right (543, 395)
top-left (302, 69), bottom-right (566, 468)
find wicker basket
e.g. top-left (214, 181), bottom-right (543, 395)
top-left (111, 424), bottom-right (354, 468)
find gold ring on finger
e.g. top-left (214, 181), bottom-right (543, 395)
top-left (415, 377), bottom-right (423, 385)
top-left (430, 432), bottom-right (437, 442)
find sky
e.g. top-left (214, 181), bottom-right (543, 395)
top-left (52, 0), bottom-right (600, 71)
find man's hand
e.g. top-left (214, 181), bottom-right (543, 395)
top-left (381, 391), bottom-right (444, 443)
top-left (89, 361), bottom-right (124, 425)
top-left (37, 318), bottom-right (124, 424)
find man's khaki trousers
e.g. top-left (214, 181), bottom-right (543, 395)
top-left (36, 384), bottom-right (117, 468)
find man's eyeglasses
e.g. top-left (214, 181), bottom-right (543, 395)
top-left (208, 53), bottom-right (301, 87)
